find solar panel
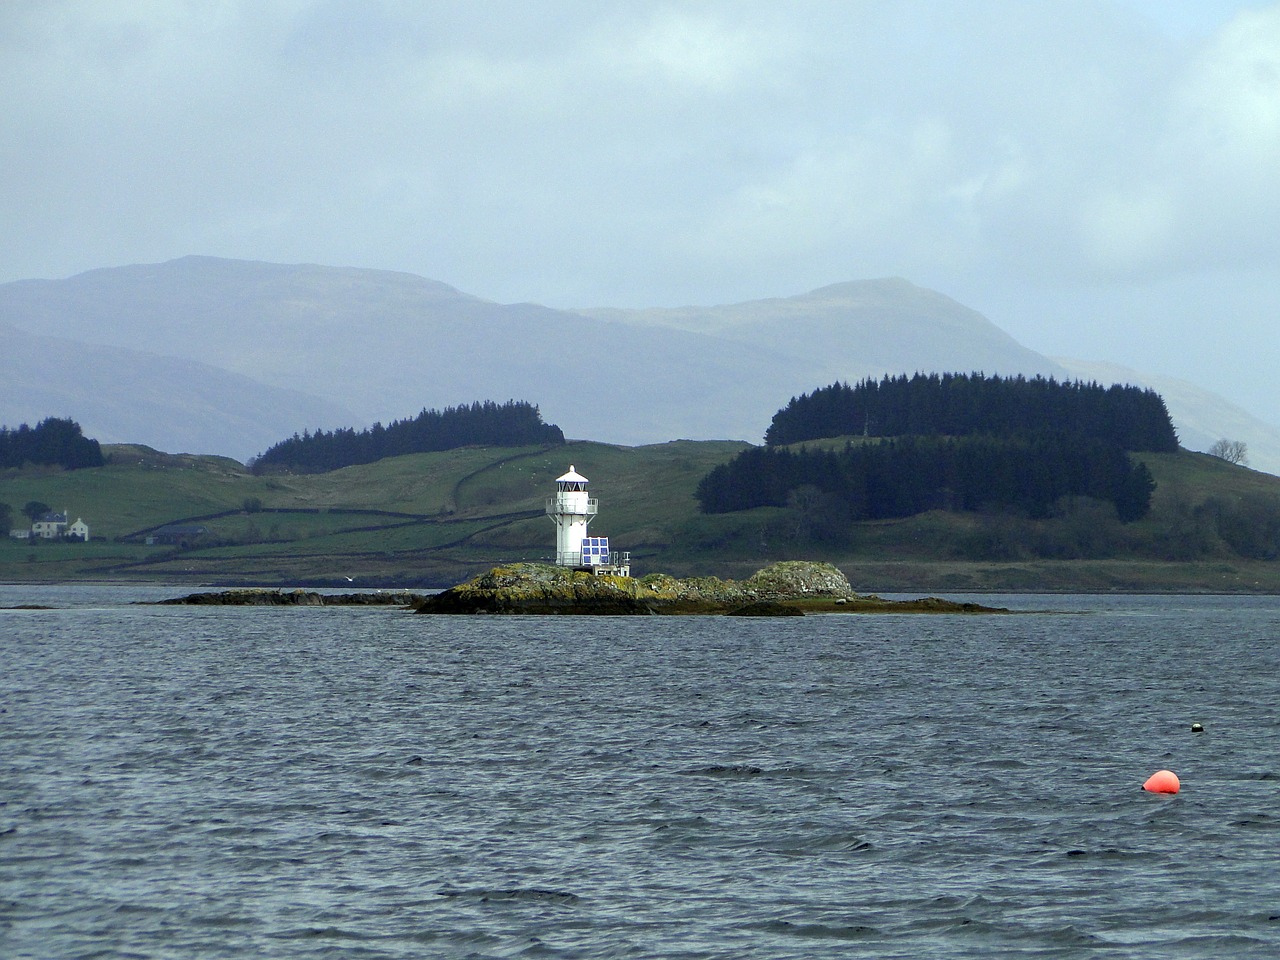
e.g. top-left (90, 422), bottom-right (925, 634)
top-left (580, 536), bottom-right (610, 564)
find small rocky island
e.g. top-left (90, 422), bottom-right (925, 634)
top-left (414, 561), bottom-right (1006, 616)
top-left (153, 563), bottom-right (1006, 615)
top-left (156, 589), bottom-right (423, 607)
top-left (405, 465), bottom-right (1003, 615)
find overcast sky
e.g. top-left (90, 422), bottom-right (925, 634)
top-left (3, 1), bottom-right (1279, 424)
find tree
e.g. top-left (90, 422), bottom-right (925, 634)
top-left (699, 432), bottom-right (1155, 523)
top-left (23, 500), bottom-right (51, 522)
top-left (1208, 438), bottom-right (1248, 466)
top-left (0, 502), bottom-right (12, 534)
top-left (763, 373), bottom-right (1179, 452)
top-left (0, 417), bottom-right (103, 470)
top-left (251, 399), bottom-right (564, 474)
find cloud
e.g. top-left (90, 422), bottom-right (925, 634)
top-left (603, 9), bottom-right (781, 93)
top-left (1178, 4), bottom-right (1280, 171)
top-left (1032, 5), bottom-right (1280, 282)
top-left (1, 2), bottom-right (1277, 318)
top-left (1076, 188), bottom-right (1179, 274)
top-left (1168, 7), bottom-right (1280, 244)
top-left (3, 0), bottom-right (1278, 431)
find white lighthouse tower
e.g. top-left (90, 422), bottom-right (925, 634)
top-left (545, 465), bottom-right (630, 575)
top-left (546, 465), bottom-right (596, 566)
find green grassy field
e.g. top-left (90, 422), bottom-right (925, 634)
top-left (4, 439), bottom-right (1280, 591)
top-left (0, 440), bottom-right (751, 586)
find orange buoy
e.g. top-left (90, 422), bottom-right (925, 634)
top-left (1143, 769), bottom-right (1180, 794)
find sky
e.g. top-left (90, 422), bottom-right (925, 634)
top-left (3, 0), bottom-right (1279, 425)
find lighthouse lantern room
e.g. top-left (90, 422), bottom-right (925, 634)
top-left (545, 465), bottom-right (630, 576)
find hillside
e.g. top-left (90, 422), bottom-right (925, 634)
top-left (6, 257), bottom-right (1274, 469)
top-left (0, 441), bottom-right (747, 586)
top-left (3, 440), bottom-right (1280, 592)
top-left (0, 320), bottom-right (355, 460)
top-left (1055, 358), bottom-right (1280, 477)
top-left (0, 257), bottom-right (803, 451)
top-left (580, 278), bottom-right (1064, 388)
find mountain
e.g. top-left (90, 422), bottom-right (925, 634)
top-left (580, 278), bottom-right (1067, 387)
top-left (2, 256), bottom-right (1275, 471)
top-left (0, 257), bottom-right (805, 448)
top-left (0, 320), bottom-right (354, 460)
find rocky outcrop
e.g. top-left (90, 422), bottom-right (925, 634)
top-left (153, 564), bottom-right (1007, 615)
top-left (414, 561), bottom-right (1007, 615)
top-left (742, 560), bottom-right (856, 598)
top-left (415, 564), bottom-right (656, 615)
top-left (157, 589), bottom-right (423, 606)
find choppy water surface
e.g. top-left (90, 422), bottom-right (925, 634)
top-left (3, 589), bottom-right (1279, 959)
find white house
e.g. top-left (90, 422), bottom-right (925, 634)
top-left (29, 510), bottom-right (90, 541)
top-left (31, 510), bottom-right (68, 539)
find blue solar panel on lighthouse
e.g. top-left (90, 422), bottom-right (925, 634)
top-left (581, 537), bottom-right (610, 564)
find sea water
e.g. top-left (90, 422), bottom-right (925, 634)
top-left (2, 588), bottom-right (1279, 959)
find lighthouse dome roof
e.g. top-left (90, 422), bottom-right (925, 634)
top-left (556, 465), bottom-right (588, 483)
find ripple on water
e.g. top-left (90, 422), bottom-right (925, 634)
top-left (2, 595), bottom-right (1280, 958)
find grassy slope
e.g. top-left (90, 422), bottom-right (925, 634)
top-left (0, 440), bottom-right (750, 586)
top-left (3, 441), bottom-right (1280, 591)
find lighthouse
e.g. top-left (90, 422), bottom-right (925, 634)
top-left (545, 465), bottom-right (630, 575)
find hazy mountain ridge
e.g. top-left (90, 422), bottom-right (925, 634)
top-left (0, 319), bottom-right (355, 459)
top-left (577, 277), bottom-right (1068, 408)
top-left (1, 257), bottom-right (810, 451)
top-left (1, 256), bottom-right (1275, 473)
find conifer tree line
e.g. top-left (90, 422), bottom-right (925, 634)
top-left (0, 417), bottom-right (104, 470)
top-left (697, 434), bottom-right (1156, 522)
top-left (764, 373), bottom-right (1179, 451)
top-left (251, 400), bottom-right (564, 474)
top-left (698, 373), bottom-right (1170, 523)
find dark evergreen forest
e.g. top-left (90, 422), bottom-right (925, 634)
top-left (0, 417), bottom-right (104, 470)
top-left (698, 374), bottom-right (1171, 523)
top-left (697, 435), bottom-right (1156, 522)
top-left (765, 373), bottom-right (1179, 451)
top-left (251, 400), bottom-right (564, 475)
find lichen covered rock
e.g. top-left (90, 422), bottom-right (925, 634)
top-left (420, 563), bottom-right (653, 614)
top-left (414, 559), bottom-right (1006, 616)
top-left (418, 560), bottom-right (854, 615)
top-left (742, 561), bottom-right (853, 599)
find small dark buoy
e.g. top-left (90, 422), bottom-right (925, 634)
top-left (1191, 722), bottom-right (1204, 733)
top-left (405, 755), bottom-right (425, 766)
